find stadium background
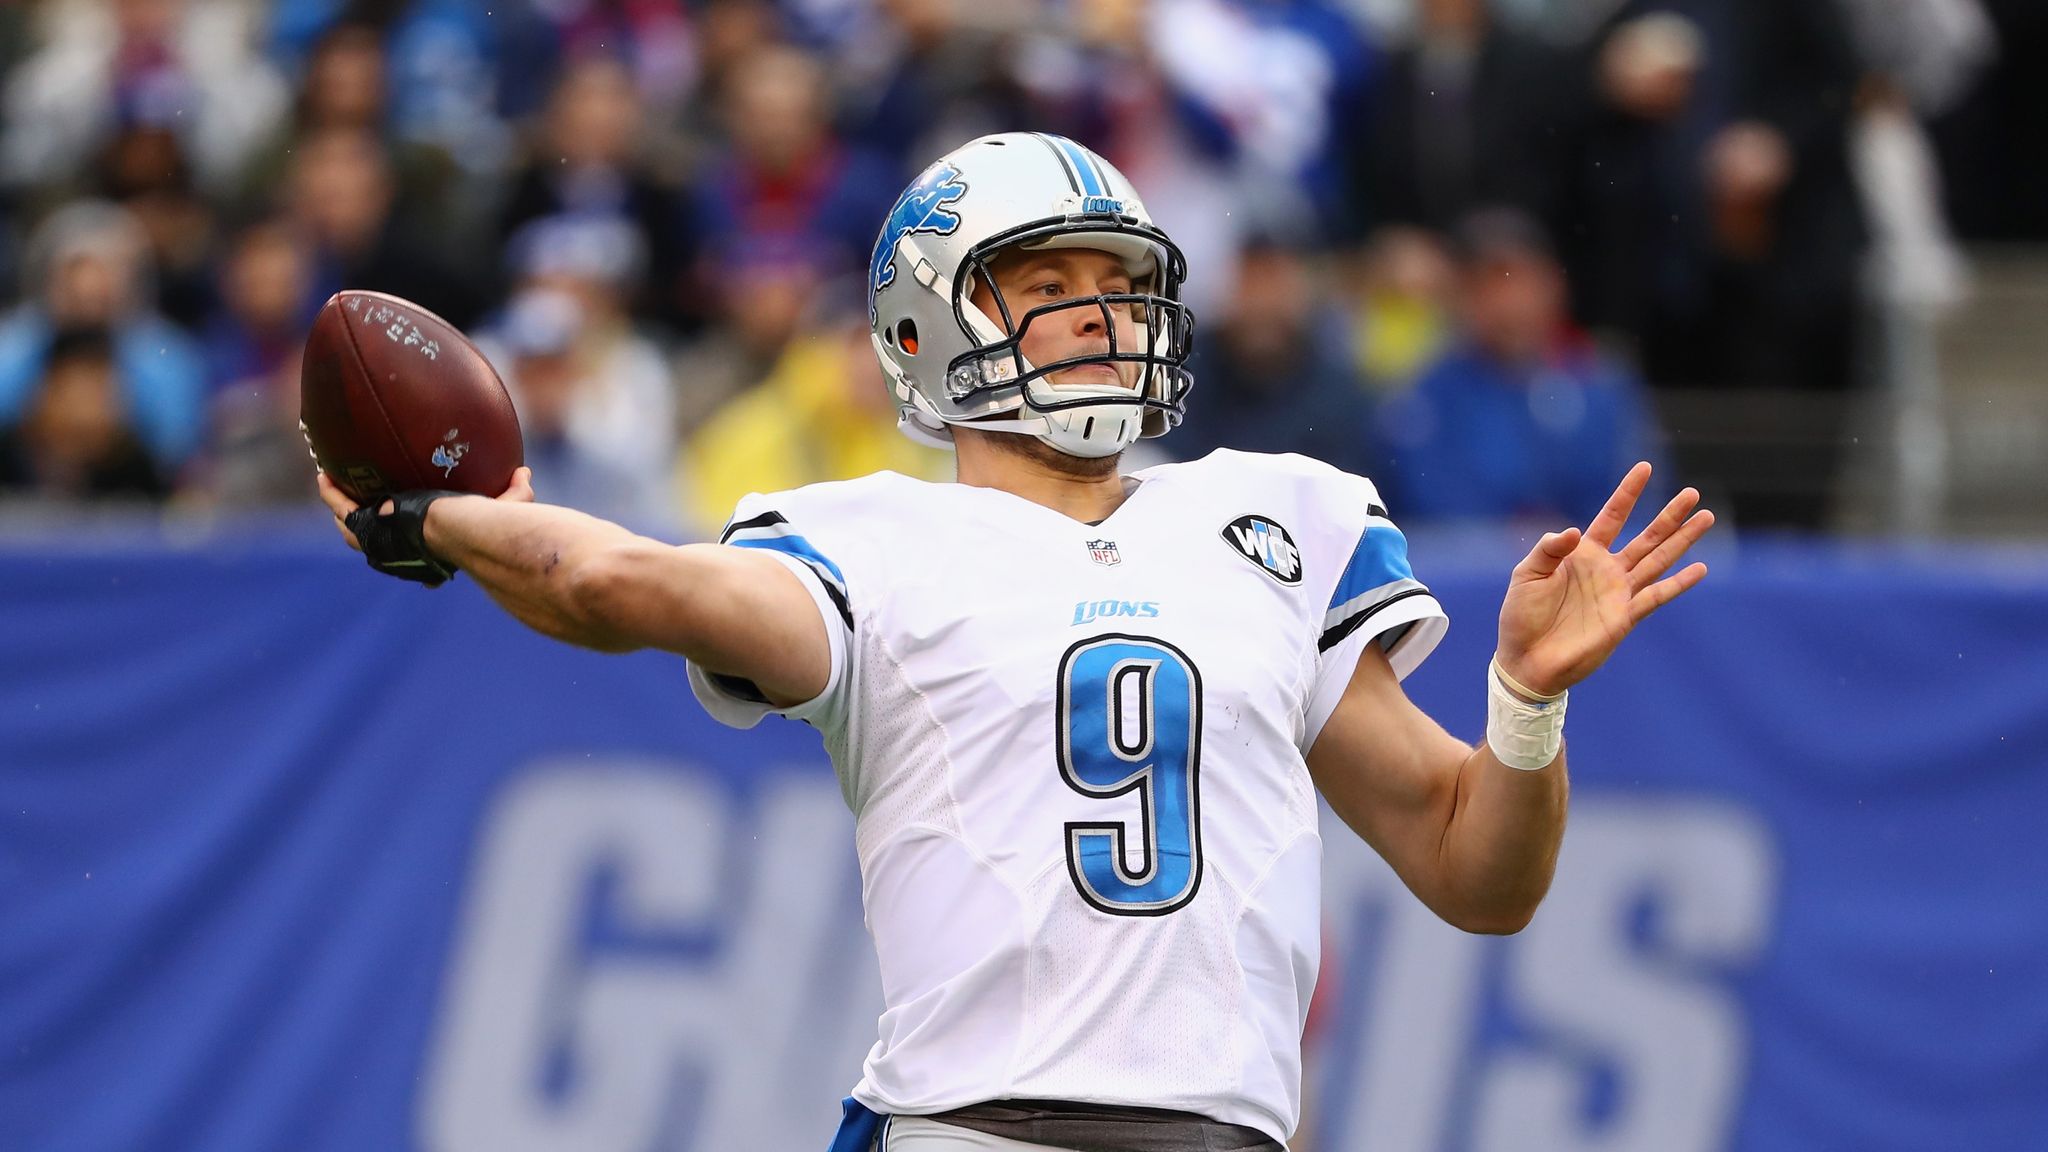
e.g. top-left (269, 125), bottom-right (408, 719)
top-left (2, 0), bottom-right (2045, 1149)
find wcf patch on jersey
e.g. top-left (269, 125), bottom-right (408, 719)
top-left (1221, 515), bottom-right (1302, 585)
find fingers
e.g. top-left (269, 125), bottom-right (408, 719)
top-left (332, 516), bottom-right (363, 552)
top-left (315, 472), bottom-right (365, 552)
top-left (1628, 508), bottom-right (1716, 593)
top-left (1514, 526), bottom-right (1582, 581)
top-left (315, 471), bottom-right (358, 519)
top-left (1630, 561), bottom-right (1708, 623)
top-left (498, 466), bottom-right (536, 503)
top-left (1583, 461), bottom-right (1653, 549)
top-left (1618, 487), bottom-right (1701, 568)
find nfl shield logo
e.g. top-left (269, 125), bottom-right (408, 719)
top-left (1086, 539), bottom-right (1122, 566)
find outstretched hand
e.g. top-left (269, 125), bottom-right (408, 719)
top-left (1496, 462), bottom-right (1714, 697)
top-left (317, 466), bottom-right (535, 552)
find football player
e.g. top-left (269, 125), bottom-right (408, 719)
top-left (321, 133), bottom-right (1713, 1151)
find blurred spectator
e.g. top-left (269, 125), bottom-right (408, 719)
top-left (1, 0), bottom-right (287, 196)
top-left (296, 19), bottom-right (385, 132)
top-left (1346, 224), bottom-right (1456, 391)
top-left (1146, 0), bottom-right (1380, 236)
top-left (1171, 234), bottom-right (1377, 475)
top-left (234, 22), bottom-right (462, 233)
top-left (670, 257), bottom-right (825, 440)
top-left (677, 43), bottom-right (895, 432)
top-left (481, 215), bottom-right (680, 524)
top-left (1617, 0), bottom-right (1866, 530)
top-left (190, 218), bottom-right (318, 507)
top-left (1931, 0), bottom-right (2048, 241)
top-left (1838, 0), bottom-right (1991, 312)
top-left (0, 325), bottom-right (169, 501)
top-left (93, 120), bottom-right (217, 330)
top-left (1377, 208), bottom-right (1664, 525)
top-left (1840, 0), bottom-right (1994, 118)
top-left (838, 0), bottom-right (1036, 177)
top-left (514, 0), bottom-right (698, 121)
top-left (479, 286), bottom-right (679, 531)
top-left (287, 126), bottom-right (482, 327)
top-left (0, 201), bottom-right (205, 471)
top-left (265, 0), bottom-right (510, 178)
top-left (1354, 0), bottom-right (1575, 236)
top-left (691, 44), bottom-right (895, 305)
top-left (203, 219), bottom-right (313, 395)
top-left (1559, 5), bottom-right (1715, 338)
top-left (674, 0), bottom-right (785, 146)
top-left (499, 53), bottom-right (698, 334)
top-left (1571, 0), bottom-right (1866, 402)
top-left (681, 311), bottom-right (951, 537)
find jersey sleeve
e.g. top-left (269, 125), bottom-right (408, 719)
top-left (1301, 475), bottom-right (1448, 750)
top-left (685, 492), bottom-right (855, 731)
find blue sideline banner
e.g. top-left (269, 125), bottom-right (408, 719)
top-left (3, 525), bottom-right (2044, 1151)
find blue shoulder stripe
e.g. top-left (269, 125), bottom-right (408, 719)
top-left (1327, 523), bottom-right (1415, 612)
top-left (728, 533), bottom-right (846, 588)
top-left (724, 527), bottom-right (854, 630)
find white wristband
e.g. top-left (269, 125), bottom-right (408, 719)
top-left (1487, 658), bottom-right (1567, 771)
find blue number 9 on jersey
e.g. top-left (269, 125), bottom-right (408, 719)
top-left (1055, 635), bottom-right (1204, 916)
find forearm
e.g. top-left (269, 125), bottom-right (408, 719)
top-left (416, 494), bottom-right (831, 701)
top-left (1436, 743), bottom-right (1570, 933)
top-left (422, 495), bottom-right (646, 649)
top-left (1309, 647), bottom-right (1569, 936)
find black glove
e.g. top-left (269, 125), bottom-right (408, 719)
top-left (345, 489), bottom-right (462, 587)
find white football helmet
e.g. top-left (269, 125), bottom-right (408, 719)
top-left (867, 133), bottom-right (1195, 458)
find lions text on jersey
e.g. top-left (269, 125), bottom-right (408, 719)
top-left (688, 449), bottom-right (1447, 1143)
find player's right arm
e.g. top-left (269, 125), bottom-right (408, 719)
top-left (318, 472), bottom-right (830, 707)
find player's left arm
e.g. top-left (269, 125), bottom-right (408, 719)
top-left (1306, 463), bottom-right (1713, 934)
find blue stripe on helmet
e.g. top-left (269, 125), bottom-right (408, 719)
top-left (1047, 135), bottom-right (1106, 197)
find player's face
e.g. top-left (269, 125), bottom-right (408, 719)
top-left (969, 248), bottom-right (1141, 391)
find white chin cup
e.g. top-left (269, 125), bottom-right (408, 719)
top-left (1036, 392), bottom-right (1144, 457)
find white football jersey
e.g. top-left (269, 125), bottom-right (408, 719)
top-left (688, 449), bottom-right (1447, 1142)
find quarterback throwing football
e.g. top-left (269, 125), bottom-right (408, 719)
top-left (322, 133), bottom-right (1713, 1151)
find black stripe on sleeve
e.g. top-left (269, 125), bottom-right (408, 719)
top-left (816, 574), bottom-right (855, 631)
top-left (718, 510), bottom-right (789, 544)
top-left (1318, 587), bottom-right (1432, 653)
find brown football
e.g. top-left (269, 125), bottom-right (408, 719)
top-left (299, 290), bottom-right (522, 503)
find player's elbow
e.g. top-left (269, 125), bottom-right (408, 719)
top-left (1447, 904), bottom-right (1538, 936)
top-left (1435, 885), bottom-right (1545, 936)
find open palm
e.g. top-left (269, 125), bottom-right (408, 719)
top-left (1497, 463), bottom-right (1715, 697)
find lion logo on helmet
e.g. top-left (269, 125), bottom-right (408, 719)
top-left (870, 162), bottom-right (968, 320)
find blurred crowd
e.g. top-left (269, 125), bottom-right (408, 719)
top-left (0, 0), bottom-right (2037, 537)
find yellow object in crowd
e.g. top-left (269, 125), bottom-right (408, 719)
top-left (1354, 292), bottom-right (1448, 392)
top-left (682, 327), bottom-right (954, 536)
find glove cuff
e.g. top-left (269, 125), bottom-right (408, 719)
top-left (345, 489), bottom-right (462, 587)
